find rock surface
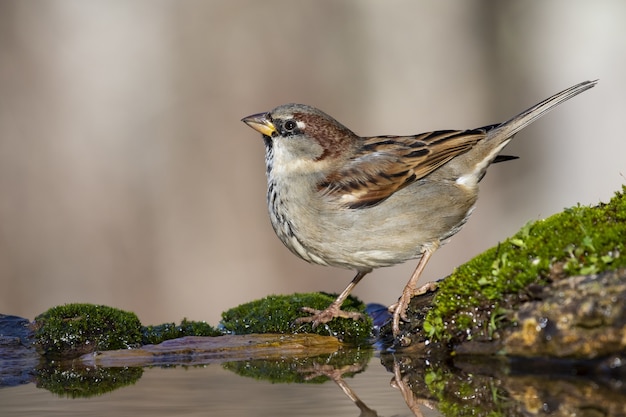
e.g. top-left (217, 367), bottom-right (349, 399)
top-left (0, 315), bottom-right (39, 387)
top-left (80, 334), bottom-right (342, 367)
top-left (502, 268), bottom-right (626, 358)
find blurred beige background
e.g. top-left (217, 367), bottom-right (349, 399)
top-left (1, 1), bottom-right (624, 326)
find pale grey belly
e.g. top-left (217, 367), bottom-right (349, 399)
top-left (271, 179), bottom-right (477, 271)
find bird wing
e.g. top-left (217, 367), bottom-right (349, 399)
top-left (318, 128), bottom-right (489, 209)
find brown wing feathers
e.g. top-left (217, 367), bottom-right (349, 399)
top-left (319, 129), bottom-right (488, 208)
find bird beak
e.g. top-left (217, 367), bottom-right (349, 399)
top-left (241, 112), bottom-right (277, 137)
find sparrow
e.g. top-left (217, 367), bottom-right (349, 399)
top-left (241, 80), bottom-right (597, 337)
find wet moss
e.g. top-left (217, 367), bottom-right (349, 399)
top-left (142, 319), bottom-right (221, 345)
top-left (423, 186), bottom-right (626, 345)
top-left (34, 303), bottom-right (143, 358)
top-left (32, 294), bottom-right (370, 360)
top-left (33, 302), bottom-right (225, 358)
top-left (220, 292), bottom-right (373, 345)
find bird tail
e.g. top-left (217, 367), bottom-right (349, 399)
top-left (491, 79), bottom-right (598, 140)
top-left (456, 80), bottom-right (597, 188)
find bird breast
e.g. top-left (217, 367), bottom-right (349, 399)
top-left (265, 158), bottom-right (478, 271)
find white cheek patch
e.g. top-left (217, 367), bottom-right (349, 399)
top-left (296, 120), bottom-right (306, 130)
top-left (272, 145), bottom-right (320, 175)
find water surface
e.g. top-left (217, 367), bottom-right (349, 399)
top-left (1, 355), bottom-right (439, 417)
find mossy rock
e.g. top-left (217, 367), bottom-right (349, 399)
top-left (420, 186), bottom-right (626, 346)
top-left (220, 292), bottom-right (373, 345)
top-left (142, 318), bottom-right (221, 345)
top-left (34, 303), bottom-right (143, 358)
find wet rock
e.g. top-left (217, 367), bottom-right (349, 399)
top-left (80, 334), bottom-right (343, 367)
top-left (503, 268), bottom-right (626, 358)
top-left (0, 314), bottom-right (39, 387)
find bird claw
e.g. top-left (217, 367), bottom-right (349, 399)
top-left (294, 305), bottom-right (365, 328)
top-left (389, 280), bottom-right (440, 335)
top-left (413, 281), bottom-right (439, 297)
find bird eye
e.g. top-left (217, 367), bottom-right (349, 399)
top-left (284, 120), bottom-right (297, 131)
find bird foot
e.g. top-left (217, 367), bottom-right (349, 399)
top-left (294, 304), bottom-right (365, 328)
top-left (388, 281), bottom-right (439, 336)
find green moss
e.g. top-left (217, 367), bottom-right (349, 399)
top-left (220, 292), bottom-right (373, 345)
top-left (141, 318), bottom-right (221, 345)
top-left (424, 186), bottom-right (626, 344)
top-left (34, 303), bottom-right (143, 358)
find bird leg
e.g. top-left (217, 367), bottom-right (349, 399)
top-left (389, 246), bottom-right (437, 336)
top-left (295, 270), bottom-right (369, 327)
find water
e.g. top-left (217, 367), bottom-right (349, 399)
top-left (0, 355), bottom-right (438, 416)
top-left (2, 336), bottom-right (625, 416)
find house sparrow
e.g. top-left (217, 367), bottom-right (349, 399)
top-left (242, 80), bottom-right (597, 337)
